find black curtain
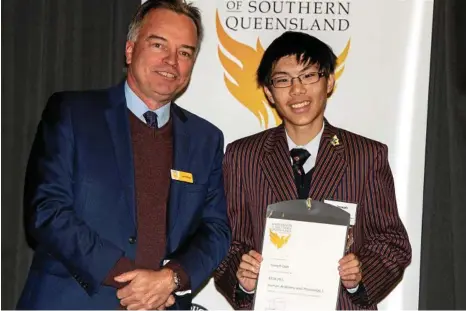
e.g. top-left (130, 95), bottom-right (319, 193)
top-left (419, 0), bottom-right (466, 309)
top-left (1, 0), bottom-right (140, 309)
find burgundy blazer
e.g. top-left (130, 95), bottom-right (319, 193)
top-left (214, 120), bottom-right (411, 310)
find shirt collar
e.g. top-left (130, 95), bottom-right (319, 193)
top-left (286, 123), bottom-right (325, 157)
top-left (124, 80), bottom-right (171, 127)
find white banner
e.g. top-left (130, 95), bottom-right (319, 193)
top-left (144, 0), bottom-right (434, 309)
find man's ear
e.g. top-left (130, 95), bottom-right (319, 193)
top-left (326, 73), bottom-right (335, 96)
top-left (263, 86), bottom-right (275, 104)
top-left (125, 41), bottom-right (135, 65)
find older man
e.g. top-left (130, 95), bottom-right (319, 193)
top-left (17, 1), bottom-right (230, 309)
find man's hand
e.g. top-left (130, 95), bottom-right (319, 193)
top-left (338, 253), bottom-right (362, 289)
top-left (115, 268), bottom-right (176, 310)
top-left (162, 295), bottom-right (175, 310)
top-left (236, 250), bottom-right (263, 292)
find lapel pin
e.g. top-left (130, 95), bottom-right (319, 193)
top-left (331, 135), bottom-right (340, 146)
top-left (306, 197), bottom-right (312, 210)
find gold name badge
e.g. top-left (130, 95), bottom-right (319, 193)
top-left (170, 169), bottom-right (193, 184)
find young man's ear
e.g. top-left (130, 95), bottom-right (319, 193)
top-left (263, 86), bottom-right (275, 104)
top-left (326, 73), bottom-right (335, 96)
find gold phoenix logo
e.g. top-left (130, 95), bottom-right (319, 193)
top-left (216, 10), bottom-right (351, 128)
top-left (269, 229), bottom-right (291, 249)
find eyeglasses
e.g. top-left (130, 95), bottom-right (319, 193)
top-left (270, 72), bottom-right (326, 88)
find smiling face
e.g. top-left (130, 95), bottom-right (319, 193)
top-left (125, 8), bottom-right (198, 108)
top-left (264, 55), bottom-right (335, 131)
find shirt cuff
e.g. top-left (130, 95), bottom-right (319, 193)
top-left (346, 284), bottom-right (359, 294)
top-left (163, 260), bottom-right (192, 296)
top-left (239, 282), bottom-right (256, 294)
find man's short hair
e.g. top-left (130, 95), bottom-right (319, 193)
top-left (256, 31), bottom-right (337, 87)
top-left (127, 0), bottom-right (203, 46)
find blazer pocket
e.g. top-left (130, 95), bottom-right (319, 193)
top-left (172, 180), bottom-right (207, 192)
top-left (183, 183), bottom-right (207, 193)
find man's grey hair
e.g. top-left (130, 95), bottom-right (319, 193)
top-left (127, 0), bottom-right (203, 47)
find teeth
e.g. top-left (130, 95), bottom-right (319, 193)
top-left (291, 101), bottom-right (310, 109)
top-left (158, 71), bottom-right (176, 78)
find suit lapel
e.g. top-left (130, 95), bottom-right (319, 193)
top-left (259, 125), bottom-right (297, 202)
top-left (309, 120), bottom-right (347, 200)
top-left (105, 83), bottom-right (136, 225)
top-left (167, 104), bottom-right (190, 242)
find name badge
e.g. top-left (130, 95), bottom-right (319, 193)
top-left (171, 169), bottom-right (193, 184)
top-left (324, 200), bottom-right (358, 226)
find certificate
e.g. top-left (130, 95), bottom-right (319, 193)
top-left (253, 199), bottom-right (350, 310)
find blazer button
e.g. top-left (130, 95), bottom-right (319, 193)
top-left (128, 236), bottom-right (136, 244)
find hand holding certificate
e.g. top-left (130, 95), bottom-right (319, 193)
top-left (237, 250), bottom-right (263, 292)
top-left (252, 199), bottom-right (351, 310)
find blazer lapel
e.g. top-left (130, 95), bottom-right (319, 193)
top-left (259, 125), bottom-right (297, 202)
top-left (309, 120), bottom-right (347, 200)
top-left (167, 104), bottom-right (190, 243)
top-left (105, 83), bottom-right (136, 225)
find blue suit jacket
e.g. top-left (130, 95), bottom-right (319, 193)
top-left (17, 83), bottom-right (231, 310)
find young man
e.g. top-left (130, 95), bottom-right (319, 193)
top-left (215, 31), bottom-right (411, 310)
top-left (17, 1), bottom-right (230, 309)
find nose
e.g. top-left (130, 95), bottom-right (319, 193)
top-left (164, 49), bottom-right (177, 67)
top-left (289, 78), bottom-right (306, 96)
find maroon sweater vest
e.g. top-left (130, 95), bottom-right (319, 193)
top-left (131, 110), bottom-right (172, 269)
top-left (104, 111), bottom-right (188, 292)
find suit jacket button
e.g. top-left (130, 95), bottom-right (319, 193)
top-left (128, 236), bottom-right (136, 244)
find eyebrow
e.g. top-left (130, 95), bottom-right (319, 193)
top-left (146, 34), bottom-right (167, 42)
top-left (271, 65), bottom-right (317, 77)
top-left (181, 44), bottom-right (196, 52)
top-left (146, 34), bottom-right (196, 52)
top-left (299, 65), bottom-right (317, 73)
top-left (271, 71), bottom-right (290, 77)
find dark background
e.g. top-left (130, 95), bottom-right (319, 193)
top-left (2, 0), bottom-right (465, 309)
top-left (1, 0), bottom-right (140, 307)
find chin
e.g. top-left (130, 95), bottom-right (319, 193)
top-left (286, 116), bottom-right (315, 126)
top-left (152, 85), bottom-right (177, 96)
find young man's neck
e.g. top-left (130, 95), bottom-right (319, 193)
top-left (284, 118), bottom-right (324, 146)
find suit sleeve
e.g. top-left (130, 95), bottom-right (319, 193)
top-left (25, 93), bottom-right (127, 295)
top-left (166, 130), bottom-right (231, 292)
top-left (348, 144), bottom-right (412, 306)
top-left (214, 144), bottom-right (255, 310)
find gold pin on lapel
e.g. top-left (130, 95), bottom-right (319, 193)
top-left (331, 135), bottom-right (340, 146)
top-left (306, 197), bottom-right (312, 210)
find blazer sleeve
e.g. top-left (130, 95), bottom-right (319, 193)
top-left (349, 144), bottom-right (412, 306)
top-left (25, 93), bottom-right (126, 295)
top-left (166, 129), bottom-right (231, 292)
top-left (214, 144), bottom-right (255, 310)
